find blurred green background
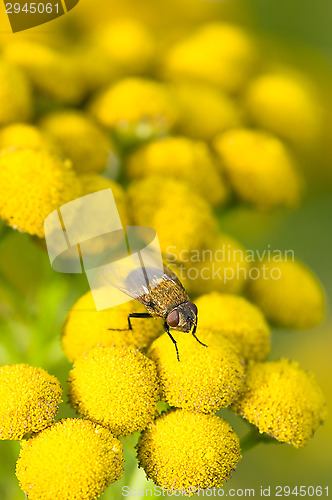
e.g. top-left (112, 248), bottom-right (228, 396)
top-left (0, 0), bottom-right (332, 498)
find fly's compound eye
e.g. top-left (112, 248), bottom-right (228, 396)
top-left (188, 302), bottom-right (198, 316)
top-left (167, 309), bottom-right (180, 327)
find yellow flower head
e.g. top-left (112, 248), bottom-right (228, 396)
top-left (247, 258), bottom-right (325, 329)
top-left (0, 59), bottom-right (32, 125)
top-left (62, 291), bottom-right (163, 362)
top-left (4, 40), bottom-right (84, 104)
top-left (137, 409), bottom-right (241, 493)
top-left (126, 136), bottom-right (228, 206)
top-left (0, 123), bottom-right (54, 150)
top-left (148, 329), bottom-right (245, 412)
top-left (89, 78), bottom-right (177, 142)
top-left (182, 233), bottom-right (251, 295)
top-left (39, 110), bottom-right (113, 174)
top-left (0, 148), bottom-right (81, 237)
top-left (16, 418), bottom-right (123, 500)
top-left (0, 364), bottom-right (62, 440)
top-left (232, 359), bottom-right (327, 447)
top-left (172, 81), bottom-right (243, 140)
top-left (79, 175), bottom-right (130, 227)
top-left (73, 44), bottom-right (115, 94)
top-left (244, 72), bottom-right (323, 148)
top-left (163, 23), bottom-right (257, 92)
top-left (73, 19), bottom-right (155, 94)
top-left (93, 18), bottom-right (155, 75)
top-left (213, 128), bottom-right (302, 210)
top-left (68, 345), bottom-right (160, 436)
top-left (127, 175), bottom-right (218, 260)
top-left (195, 293), bottom-right (271, 362)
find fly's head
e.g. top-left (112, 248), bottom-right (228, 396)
top-left (166, 302), bottom-right (198, 333)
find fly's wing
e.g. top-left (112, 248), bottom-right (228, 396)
top-left (102, 249), bottom-right (181, 307)
top-left (87, 225), bottom-right (181, 310)
top-left (162, 264), bottom-right (186, 291)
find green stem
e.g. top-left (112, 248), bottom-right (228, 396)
top-left (240, 427), bottom-right (262, 452)
top-left (240, 426), bottom-right (281, 452)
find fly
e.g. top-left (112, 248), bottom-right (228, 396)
top-left (104, 255), bottom-right (207, 361)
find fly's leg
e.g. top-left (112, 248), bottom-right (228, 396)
top-left (192, 331), bottom-right (207, 348)
top-left (164, 322), bottom-right (180, 362)
top-left (108, 312), bottom-right (153, 332)
top-left (192, 316), bottom-right (207, 348)
top-left (127, 313), bottom-right (153, 330)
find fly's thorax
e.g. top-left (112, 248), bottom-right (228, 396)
top-left (141, 279), bottom-right (190, 318)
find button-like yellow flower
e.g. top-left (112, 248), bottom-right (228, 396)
top-left (126, 135), bottom-right (228, 206)
top-left (213, 128), bottom-right (302, 210)
top-left (245, 72), bottom-right (323, 148)
top-left (0, 123), bottom-right (54, 150)
top-left (79, 175), bottom-right (130, 227)
top-left (247, 259), bottom-right (325, 329)
top-left (93, 19), bottom-right (155, 76)
top-left (164, 23), bottom-right (257, 92)
top-left (171, 81), bottom-right (242, 140)
top-left (127, 175), bottom-right (218, 260)
top-left (0, 60), bottom-right (32, 126)
top-left (148, 329), bottom-right (245, 412)
top-left (232, 359), bottom-right (327, 447)
top-left (182, 233), bottom-right (250, 295)
top-left (16, 418), bottom-right (123, 500)
top-left (89, 77), bottom-right (177, 143)
top-left (195, 293), bottom-right (271, 362)
top-left (4, 40), bottom-right (84, 104)
top-left (62, 291), bottom-right (163, 362)
top-left (0, 364), bottom-right (62, 440)
top-left (39, 110), bottom-right (113, 174)
top-left (68, 345), bottom-right (160, 436)
top-left (73, 44), bottom-right (115, 94)
top-left (0, 148), bottom-right (81, 237)
top-left (137, 409), bottom-right (241, 493)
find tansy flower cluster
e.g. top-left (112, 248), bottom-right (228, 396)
top-left (0, 3), bottom-right (329, 499)
top-left (0, 283), bottom-right (326, 499)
